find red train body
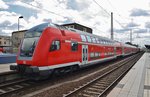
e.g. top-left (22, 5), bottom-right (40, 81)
top-left (10, 23), bottom-right (139, 77)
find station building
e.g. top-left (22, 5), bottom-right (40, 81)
top-left (12, 30), bottom-right (26, 53)
top-left (0, 35), bottom-right (11, 52)
top-left (0, 35), bottom-right (11, 47)
top-left (61, 23), bottom-right (93, 34)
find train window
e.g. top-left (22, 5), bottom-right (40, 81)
top-left (104, 41), bottom-right (107, 44)
top-left (104, 41), bottom-right (106, 44)
top-left (99, 39), bottom-right (102, 44)
top-left (92, 37), bottom-right (96, 43)
top-left (50, 40), bottom-right (60, 51)
top-left (90, 53), bottom-right (94, 58)
top-left (106, 41), bottom-right (108, 45)
top-left (71, 42), bottom-right (78, 51)
top-left (96, 38), bottom-right (99, 43)
top-left (86, 36), bottom-right (92, 42)
top-left (80, 35), bottom-right (87, 42)
top-left (95, 52), bottom-right (99, 57)
top-left (102, 40), bottom-right (104, 44)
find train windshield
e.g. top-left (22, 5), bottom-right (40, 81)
top-left (20, 23), bottom-right (49, 57)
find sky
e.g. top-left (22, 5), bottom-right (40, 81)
top-left (0, 0), bottom-right (150, 47)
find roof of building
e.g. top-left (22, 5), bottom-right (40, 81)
top-left (12, 30), bottom-right (27, 34)
top-left (61, 23), bottom-right (92, 30)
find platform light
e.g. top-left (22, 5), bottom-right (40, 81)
top-left (18, 16), bottom-right (23, 31)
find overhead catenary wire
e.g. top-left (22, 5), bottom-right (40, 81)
top-left (92, 0), bottom-right (111, 17)
top-left (52, 0), bottom-right (78, 23)
top-left (106, 0), bottom-right (130, 23)
top-left (92, 0), bottom-right (127, 29)
top-left (21, 0), bottom-right (126, 33)
top-left (20, 1), bottom-right (72, 21)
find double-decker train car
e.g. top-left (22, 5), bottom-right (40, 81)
top-left (10, 22), bottom-right (139, 78)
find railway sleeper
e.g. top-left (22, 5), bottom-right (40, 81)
top-left (15, 85), bottom-right (23, 88)
top-left (92, 85), bottom-right (105, 89)
top-left (87, 87), bottom-right (101, 91)
top-left (82, 90), bottom-right (100, 96)
top-left (79, 93), bottom-right (93, 97)
top-left (20, 83), bottom-right (31, 86)
top-left (87, 87), bottom-right (104, 93)
top-left (92, 86), bottom-right (106, 90)
top-left (7, 87), bottom-right (16, 91)
top-left (95, 82), bottom-right (109, 87)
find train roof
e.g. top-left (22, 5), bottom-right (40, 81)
top-left (39, 22), bottom-right (137, 48)
top-left (36, 22), bottom-right (117, 44)
top-left (122, 43), bottom-right (137, 48)
top-left (68, 28), bottom-right (115, 42)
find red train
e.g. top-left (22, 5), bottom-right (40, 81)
top-left (10, 23), bottom-right (139, 78)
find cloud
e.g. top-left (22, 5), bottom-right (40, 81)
top-left (0, 20), bottom-right (11, 27)
top-left (133, 29), bottom-right (147, 33)
top-left (125, 22), bottom-right (140, 28)
top-left (5, 1), bottom-right (40, 19)
top-left (130, 8), bottom-right (150, 17)
top-left (114, 28), bottom-right (130, 33)
top-left (145, 22), bottom-right (150, 28)
top-left (0, 29), bottom-right (12, 36)
top-left (0, 0), bottom-right (9, 9)
top-left (66, 0), bottom-right (90, 11)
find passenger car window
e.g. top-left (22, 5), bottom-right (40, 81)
top-left (80, 35), bottom-right (87, 42)
top-left (50, 40), bottom-right (60, 51)
top-left (96, 38), bottom-right (99, 43)
top-left (92, 37), bottom-right (96, 43)
top-left (71, 42), bottom-right (78, 51)
top-left (86, 36), bottom-right (92, 42)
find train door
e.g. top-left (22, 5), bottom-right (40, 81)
top-left (82, 45), bottom-right (88, 65)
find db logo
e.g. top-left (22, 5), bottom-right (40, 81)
top-left (23, 61), bottom-right (26, 64)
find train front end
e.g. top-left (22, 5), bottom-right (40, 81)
top-left (10, 23), bottom-right (53, 78)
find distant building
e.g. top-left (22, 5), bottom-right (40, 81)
top-left (0, 35), bottom-right (11, 47)
top-left (0, 35), bottom-right (11, 52)
top-left (12, 30), bottom-right (27, 53)
top-left (62, 23), bottom-right (92, 34)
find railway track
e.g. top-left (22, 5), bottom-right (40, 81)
top-left (63, 52), bottom-right (143, 97)
top-left (0, 52), bottom-right (143, 97)
top-left (0, 71), bottom-right (22, 84)
top-left (0, 78), bottom-right (35, 97)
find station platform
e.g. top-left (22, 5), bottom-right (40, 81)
top-left (107, 52), bottom-right (150, 97)
top-left (0, 63), bottom-right (16, 73)
top-left (0, 53), bottom-right (16, 64)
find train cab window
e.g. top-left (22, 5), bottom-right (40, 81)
top-left (71, 42), bottom-right (78, 51)
top-left (86, 36), bottom-right (92, 42)
top-left (80, 35), bottom-right (87, 42)
top-left (50, 40), bottom-right (60, 51)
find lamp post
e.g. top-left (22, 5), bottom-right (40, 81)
top-left (18, 16), bottom-right (23, 31)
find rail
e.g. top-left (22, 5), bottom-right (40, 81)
top-left (63, 52), bottom-right (143, 97)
